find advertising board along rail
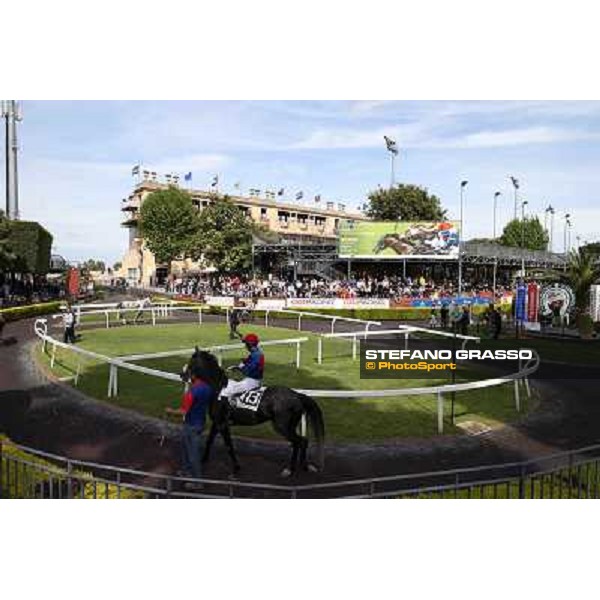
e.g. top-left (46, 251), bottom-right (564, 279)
top-left (34, 315), bottom-right (538, 435)
top-left (317, 324), bottom-right (480, 364)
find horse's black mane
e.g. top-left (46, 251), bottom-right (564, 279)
top-left (188, 348), bottom-right (227, 390)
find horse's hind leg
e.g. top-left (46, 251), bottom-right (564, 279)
top-left (272, 414), bottom-right (303, 477)
top-left (220, 425), bottom-right (241, 475)
top-left (202, 422), bottom-right (218, 464)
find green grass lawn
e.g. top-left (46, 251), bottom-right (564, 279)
top-left (37, 322), bottom-right (534, 442)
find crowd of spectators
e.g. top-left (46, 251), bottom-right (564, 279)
top-left (0, 276), bottom-right (65, 309)
top-left (163, 271), bottom-right (513, 303)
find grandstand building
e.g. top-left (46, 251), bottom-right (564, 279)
top-left (116, 178), bottom-right (368, 285)
top-left (116, 176), bottom-right (567, 287)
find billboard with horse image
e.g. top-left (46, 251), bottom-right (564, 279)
top-left (338, 220), bottom-right (460, 259)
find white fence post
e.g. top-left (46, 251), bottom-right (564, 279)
top-left (151, 308), bottom-right (156, 327)
top-left (50, 342), bottom-right (57, 369)
top-left (265, 310), bottom-right (270, 328)
top-left (331, 318), bottom-right (337, 334)
top-left (437, 391), bottom-right (444, 434)
top-left (296, 341), bottom-right (301, 369)
top-left (105, 311), bottom-right (110, 329)
top-left (514, 379), bottom-right (521, 412)
top-left (113, 366), bottom-right (118, 396)
top-left (352, 334), bottom-right (357, 361)
top-left (107, 364), bottom-right (114, 398)
top-left (317, 338), bottom-right (323, 365)
top-left (404, 332), bottom-right (409, 350)
top-left (297, 313), bottom-right (302, 331)
top-left (198, 307), bottom-right (202, 324)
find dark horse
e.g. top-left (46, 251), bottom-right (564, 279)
top-left (182, 348), bottom-right (325, 477)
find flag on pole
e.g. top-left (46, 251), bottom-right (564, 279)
top-left (211, 175), bottom-right (219, 187)
top-left (277, 188), bottom-right (285, 196)
top-left (314, 194), bottom-right (321, 203)
top-left (295, 191), bottom-right (303, 201)
top-left (510, 176), bottom-right (520, 189)
top-left (184, 172), bottom-right (192, 182)
top-left (383, 135), bottom-right (399, 155)
top-left (132, 165), bottom-right (140, 176)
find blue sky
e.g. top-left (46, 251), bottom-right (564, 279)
top-left (5, 100), bottom-right (600, 265)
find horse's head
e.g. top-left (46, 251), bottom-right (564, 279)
top-left (181, 346), bottom-right (228, 393)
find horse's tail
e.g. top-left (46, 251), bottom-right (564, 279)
top-left (299, 394), bottom-right (325, 470)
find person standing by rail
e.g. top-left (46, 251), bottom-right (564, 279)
top-left (166, 373), bottom-right (214, 483)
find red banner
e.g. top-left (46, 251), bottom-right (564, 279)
top-left (527, 283), bottom-right (540, 322)
top-left (66, 268), bottom-right (80, 298)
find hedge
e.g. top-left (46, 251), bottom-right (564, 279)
top-left (0, 435), bottom-right (141, 499)
top-left (6, 220), bottom-right (53, 274)
top-left (0, 301), bottom-right (62, 322)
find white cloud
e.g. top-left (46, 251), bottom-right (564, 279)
top-left (292, 123), bottom-right (600, 150)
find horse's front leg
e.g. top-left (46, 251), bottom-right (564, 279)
top-left (202, 422), bottom-right (219, 464)
top-left (220, 425), bottom-right (241, 475)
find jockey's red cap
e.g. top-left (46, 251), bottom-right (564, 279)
top-left (242, 333), bottom-right (259, 345)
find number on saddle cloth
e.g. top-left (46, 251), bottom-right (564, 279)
top-left (234, 388), bottom-right (265, 412)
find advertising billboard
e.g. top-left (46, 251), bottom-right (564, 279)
top-left (338, 220), bottom-right (460, 259)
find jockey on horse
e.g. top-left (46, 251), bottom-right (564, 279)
top-left (219, 332), bottom-right (264, 403)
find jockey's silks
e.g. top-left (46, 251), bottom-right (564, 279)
top-left (240, 346), bottom-right (265, 380)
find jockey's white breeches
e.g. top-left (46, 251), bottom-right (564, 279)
top-left (220, 377), bottom-right (261, 399)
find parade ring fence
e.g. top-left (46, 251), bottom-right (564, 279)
top-left (2, 437), bottom-right (599, 499)
top-left (71, 301), bottom-right (382, 335)
top-left (34, 307), bottom-right (539, 435)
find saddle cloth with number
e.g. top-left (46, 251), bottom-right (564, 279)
top-left (231, 387), bottom-right (266, 412)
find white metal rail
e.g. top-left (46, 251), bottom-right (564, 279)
top-left (34, 315), bottom-right (538, 435)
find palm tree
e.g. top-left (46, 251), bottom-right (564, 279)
top-left (539, 248), bottom-right (600, 336)
top-left (565, 249), bottom-right (599, 316)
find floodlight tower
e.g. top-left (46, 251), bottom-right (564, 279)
top-left (1, 100), bottom-right (23, 220)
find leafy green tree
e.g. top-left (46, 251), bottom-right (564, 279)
top-left (113, 261), bottom-right (122, 271)
top-left (364, 184), bottom-right (447, 221)
top-left (581, 241), bottom-right (600, 257)
top-left (82, 259), bottom-right (106, 272)
top-left (139, 186), bottom-right (199, 269)
top-left (499, 217), bottom-right (549, 251)
top-left (192, 196), bottom-right (253, 274)
top-left (0, 211), bottom-right (15, 270)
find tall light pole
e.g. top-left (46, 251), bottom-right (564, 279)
top-left (458, 180), bottom-right (468, 294)
top-left (384, 136), bottom-right (399, 188)
top-left (493, 191), bottom-right (502, 239)
top-left (544, 205), bottom-right (554, 251)
top-left (563, 213), bottom-right (571, 257)
top-left (1, 100), bottom-right (23, 220)
top-left (492, 191), bottom-right (501, 299)
top-left (520, 199), bottom-right (528, 276)
top-left (510, 176), bottom-right (520, 220)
